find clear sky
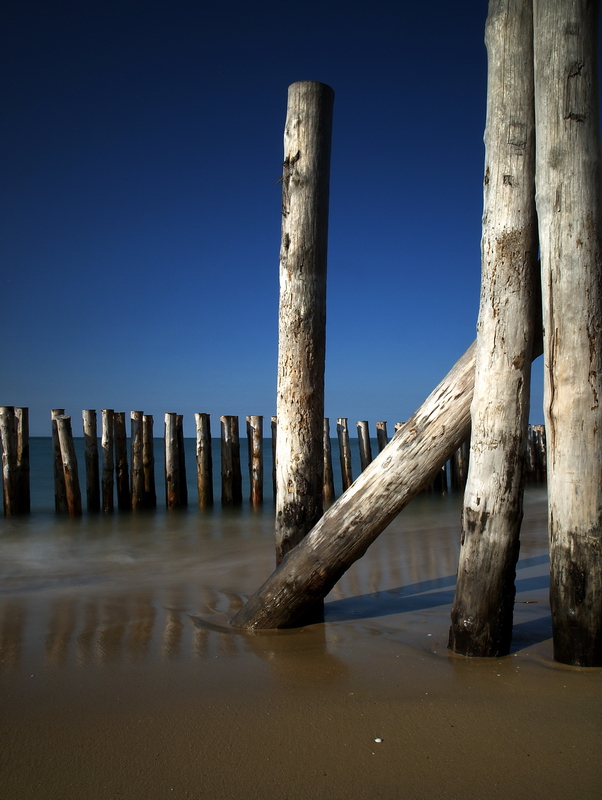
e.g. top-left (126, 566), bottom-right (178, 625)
top-left (2, 0), bottom-right (561, 437)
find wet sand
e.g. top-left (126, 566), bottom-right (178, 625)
top-left (2, 489), bottom-right (601, 799)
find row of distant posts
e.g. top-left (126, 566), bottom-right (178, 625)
top-left (0, 406), bottom-right (546, 516)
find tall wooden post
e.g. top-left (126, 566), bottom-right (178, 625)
top-left (449, 0), bottom-right (538, 658)
top-left (101, 409), bottom-right (114, 513)
top-left (195, 412), bottom-right (213, 508)
top-left (356, 421), bottom-right (373, 472)
top-left (176, 414), bottom-right (188, 506)
top-left (534, 0), bottom-right (602, 667)
top-left (246, 415), bottom-right (263, 507)
top-left (322, 418), bottom-right (335, 505)
top-left (0, 407), bottom-right (18, 515)
top-left (142, 414), bottom-right (157, 508)
top-left (271, 416), bottom-right (277, 503)
top-left (113, 412), bottom-right (131, 510)
top-left (165, 412), bottom-right (181, 509)
top-left (14, 408), bottom-right (30, 514)
top-left (220, 415), bottom-right (242, 506)
top-left (275, 81), bottom-right (334, 565)
top-left (51, 409), bottom-right (68, 513)
top-left (376, 421), bottom-right (388, 453)
top-left (337, 418), bottom-right (353, 491)
top-left (130, 411), bottom-right (144, 510)
top-left (82, 410), bottom-right (100, 512)
top-left (55, 415), bottom-right (82, 516)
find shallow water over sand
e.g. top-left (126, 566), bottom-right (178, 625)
top-left (2, 487), bottom-right (601, 799)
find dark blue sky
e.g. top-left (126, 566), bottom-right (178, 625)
top-left (3, 1), bottom-right (551, 436)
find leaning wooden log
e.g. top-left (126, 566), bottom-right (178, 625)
top-left (376, 421), bottom-right (388, 453)
top-left (336, 418), bottom-right (353, 491)
top-left (356, 421), bottom-right (373, 472)
top-left (113, 412), bottom-right (131, 510)
top-left (195, 412), bottom-right (213, 508)
top-left (55, 415), bottom-right (82, 516)
top-left (274, 81), bottom-right (334, 564)
top-left (142, 414), bottom-right (157, 508)
top-left (220, 415), bottom-right (242, 506)
top-left (322, 418), bottom-right (335, 505)
top-left (82, 410), bottom-right (100, 512)
top-left (0, 407), bottom-right (19, 515)
top-left (101, 409), bottom-right (114, 513)
top-left (449, 0), bottom-right (539, 658)
top-left (129, 411), bottom-right (144, 510)
top-left (51, 409), bottom-right (68, 513)
top-left (231, 342), bottom-right (478, 630)
top-left (534, 0), bottom-right (602, 666)
top-left (14, 408), bottom-right (30, 514)
top-left (246, 415), bottom-right (263, 507)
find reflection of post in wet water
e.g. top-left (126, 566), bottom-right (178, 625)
top-left (45, 595), bottom-right (77, 665)
top-left (161, 587), bottom-right (188, 659)
top-left (0, 601), bottom-right (27, 670)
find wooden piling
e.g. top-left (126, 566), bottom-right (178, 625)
top-left (176, 414), bottom-right (188, 506)
top-left (101, 409), bottom-right (114, 513)
top-left (449, 0), bottom-right (538, 658)
top-left (129, 411), bottom-right (144, 510)
top-left (376, 421), bottom-right (388, 453)
top-left (82, 410), bottom-right (100, 512)
top-left (449, 438), bottom-right (470, 491)
top-left (336, 418), bottom-right (353, 491)
top-left (55, 415), bottom-right (82, 516)
top-left (51, 409), bottom-right (68, 513)
top-left (14, 408), bottom-right (30, 514)
top-left (323, 418), bottom-right (335, 505)
top-left (113, 412), bottom-right (131, 510)
top-left (220, 415), bottom-right (242, 506)
top-left (164, 413), bottom-right (182, 509)
top-left (274, 81), bottom-right (334, 566)
top-left (195, 412), bottom-right (213, 508)
top-left (142, 414), bottom-right (157, 508)
top-left (246, 415), bottom-right (263, 507)
top-left (356, 421), bottom-right (373, 472)
top-left (271, 416), bottom-right (277, 502)
top-left (0, 407), bottom-right (18, 515)
top-left (534, 0), bottom-right (602, 666)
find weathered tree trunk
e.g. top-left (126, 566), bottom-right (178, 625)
top-left (376, 421), bottom-right (388, 453)
top-left (195, 412), bottom-right (213, 508)
top-left (336, 418), bottom-right (353, 491)
top-left (246, 415), bottom-right (263, 507)
top-left (82, 410), bottom-right (100, 512)
top-left (55, 415), bottom-right (82, 516)
top-left (449, 0), bottom-right (539, 658)
top-left (534, 0), bottom-right (602, 667)
top-left (14, 407), bottom-right (30, 514)
top-left (220, 415), bottom-right (242, 506)
top-left (113, 412), bottom-right (131, 510)
top-left (322, 418), bottom-right (335, 505)
top-left (231, 342), bottom-right (478, 630)
top-left (356, 421), bottom-right (373, 472)
top-left (275, 81), bottom-right (334, 564)
top-left (51, 409), bottom-right (68, 513)
top-left (130, 411), bottom-right (144, 510)
top-left (142, 414), bottom-right (157, 508)
top-left (101, 409), bottom-right (114, 513)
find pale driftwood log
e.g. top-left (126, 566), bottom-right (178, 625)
top-left (55, 415), bottom-right (82, 516)
top-left (142, 414), bottom-right (156, 508)
top-left (195, 412), bottom-right (213, 508)
top-left (275, 81), bottom-right (334, 564)
top-left (534, 0), bottom-right (602, 666)
top-left (51, 409), bottom-right (68, 513)
top-left (176, 414), bottom-right (188, 506)
top-left (101, 409), bottom-right (114, 513)
top-left (246, 415), bottom-right (263, 507)
top-left (231, 342), bottom-right (477, 630)
top-left (82, 410), bottom-right (100, 512)
top-left (336, 418), bottom-right (353, 491)
top-left (376, 421), bottom-right (388, 453)
top-left (449, 0), bottom-right (539, 658)
top-left (322, 418), bottom-right (335, 505)
top-left (113, 412), bottom-right (131, 510)
top-left (356, 421), bottom-right (373, 472)
top-left (130, 411), bottom-right (144, 510)
top-left (165, 413), bottom-right (182, 508)
top-left (220, 415), bottom-right (242, 506)
top-left (14, 408), bottom-right (30, 514)
top-left (0, 407), bottom-right (18, 515)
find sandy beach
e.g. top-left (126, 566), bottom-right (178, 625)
top-left (2, 488), bottom-right (601, 799)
